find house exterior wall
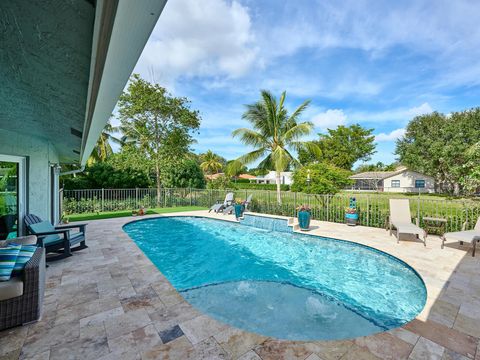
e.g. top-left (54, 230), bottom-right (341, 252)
top-left (254, 171), bottom-right (293, 185)
top-left (383, 170), bottom-right (435, 193)
top-left (0, 129), bottom-right (59, 221)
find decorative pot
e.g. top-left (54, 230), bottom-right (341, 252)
top-left (234, 204), bottom-right (244, 219)
top-left (345, 212), bottom-right (359, 226)
top-left (298, 211), bottom-right (311, 230)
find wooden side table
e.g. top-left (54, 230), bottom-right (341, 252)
top-left (423, 217), bottom-right (447, 236)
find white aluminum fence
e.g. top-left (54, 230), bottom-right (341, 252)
top-left (62, 188), bottom-right (480, 233)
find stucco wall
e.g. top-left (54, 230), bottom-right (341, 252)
top-left (383, 171), bottom-right (435, 193)
top-left (0, 129), bottom-right (59, 221)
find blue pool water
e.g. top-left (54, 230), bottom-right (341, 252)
top-left (123, 216), bottom-right (427, 340)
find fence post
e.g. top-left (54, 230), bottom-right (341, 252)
top-left (135, 188), bottom-right (139, 208)
top-left (190, 188), bottom-right (193, 206)
top-left (326, 195), bottom-right (330, 222)
top-left (366, 195), bottom-right (369, 227)
top-left (417, 193), bottom-right (421, 226)
top-left (101, 188), bottom-right (104, 213)
top-left (293, 191), bottom-right (297, 217)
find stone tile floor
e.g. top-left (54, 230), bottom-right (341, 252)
top-left (1, 210), bottom-right (479, 360)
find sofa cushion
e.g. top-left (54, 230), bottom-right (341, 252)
top-left (0, 277), bottom-right (24, 300)
top-left (0, 244), bottom-right (21, 281)
top-left (0, 235), bottom-right (37, 248)
top-left (12, 245), bottom-right (37, 276)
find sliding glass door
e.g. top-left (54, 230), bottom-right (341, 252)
top-left (0, 155), bottom-right (25, 239)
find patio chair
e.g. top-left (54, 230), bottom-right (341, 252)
top-left (223, 194), bottom-right (253, 215)
top-left (24, 214), bottom-right (87, 260)
top-left (209, 192), bottom-right (234, 213)
top-left (0, 247), bottom-right (45, 330)
top-left (441, 216), bottom-right (480, 257)
top-left (388, 199), bottom-right (426, 246)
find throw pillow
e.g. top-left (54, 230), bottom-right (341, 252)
top-left (0, 244), bottom-right (21, 281)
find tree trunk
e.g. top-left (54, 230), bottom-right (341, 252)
top-left (276, 171), bottom-right (282, 205)
top-left (453, 182), bottom-right (460, 196)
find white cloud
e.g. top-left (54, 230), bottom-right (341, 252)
top-left (375, 128), bottom-right (406, 142)
top-left (311, 109), bottom-right (347, 130)
top-left (406, 103), bottom-right (433, 117)
top-left (350, 102), bottom-right (433, 124)
top-left (135, 0), bottom-right (258, 86)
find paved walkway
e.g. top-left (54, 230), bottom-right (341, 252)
top-left (1, 210), bottom-right (479, 359)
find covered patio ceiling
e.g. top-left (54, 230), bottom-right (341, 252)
top-left (0, 0), bottom-right (166, 164)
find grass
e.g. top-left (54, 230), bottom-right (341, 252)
top-left (67, 206), bottom-right (207, 222)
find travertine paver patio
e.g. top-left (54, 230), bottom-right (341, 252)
top-left (1, 210), bottom-right (479, 360)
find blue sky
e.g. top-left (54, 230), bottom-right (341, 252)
top-left (131, 0), bottom-right (480, 166)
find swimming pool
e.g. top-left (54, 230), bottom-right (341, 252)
top-left (123, 216), bottom-right (426, 340)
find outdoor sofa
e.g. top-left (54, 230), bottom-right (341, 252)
top-left (0, 236), bottom-right (45, 330)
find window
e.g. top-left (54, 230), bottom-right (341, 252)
top-left (391, 180), bottom-right (400, 188)
top-left (415, 179), bottom-right (426, 188)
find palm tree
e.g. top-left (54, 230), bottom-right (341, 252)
top-left (233, 90), bottom-right (319, 204)
top-left (87, 120), bottom-right (122, 166)
top-left (200, 150), bottom-right (223, 174)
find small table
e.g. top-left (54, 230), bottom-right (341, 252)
top-left (423, 217), bottom-right (447, 236)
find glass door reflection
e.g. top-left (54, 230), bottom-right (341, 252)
top-left (0, 161), bottom-right (19, 239)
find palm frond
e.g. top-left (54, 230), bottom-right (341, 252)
top-left (283, 122), bottom-right (314, 143)
top-left (232, 128), bottom-right (269, 148)
top-left (236, 148), bottom-right (268, 166)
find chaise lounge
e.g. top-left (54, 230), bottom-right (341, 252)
top-left (223, 194), bottom-right (253, 215)
top-left (388, 199), bottom-right (426, 246)
top-left (442, 216), bottom-right (480, 257)
top-left (209, 192), bottom-right (234, 213)
top-left (24, 214), bottom-right (87, 260)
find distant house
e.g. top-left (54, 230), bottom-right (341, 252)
top-left (348, 167), bottom-right (435, 193)
top-left (238, 174), bottom-right (256, 180)
top-left (249, 171), bottom-right (293, 185)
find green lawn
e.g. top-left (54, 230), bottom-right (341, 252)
top-left (67, 206), bottom-right (207, 222)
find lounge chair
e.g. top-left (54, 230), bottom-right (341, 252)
top-left (223, 194), bottom-right (252, 215)
top-left (441, 216), bottom-right (480, 257)
top-left (388, 199), bottom-right (426, 246)
top-left (209, 192), bottom-right (234, 213)
top-left (24, 214), bottom-right (87, 260)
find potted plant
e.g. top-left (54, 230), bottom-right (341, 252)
top-left (345, 197), bottom-right (359, 226)
top-left (297, 205), bottom-right (311, 231)
top-left (61, 213), bottom-right (70, 224)
top-left (234, 200), bottom-right (245, 219)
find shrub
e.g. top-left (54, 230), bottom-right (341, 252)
top-left (161, 159), bottom-right (206, 189)
top-left (291, 163), bottom-right (352, 194)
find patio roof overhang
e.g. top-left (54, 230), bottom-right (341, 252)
top-left (0, 0), bottom-right (166, 164)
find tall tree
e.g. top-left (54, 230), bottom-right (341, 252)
top-left (232, 90), bottom-right (319, 204)
top-left (87, 119), bottom-right (122, 166)
top-left (396, 108), bottom-right (480, 195)
top-left (199, 150), bottom-right (224, 174)
top-left (299, 124), bottom-right (376, 169)
top-left (118, 74), bottom-right (201, 203)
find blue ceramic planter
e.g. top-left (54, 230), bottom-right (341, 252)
top-left (234, 204), bottom-right (244, 219)
top-left (298, 211), bottom-right (311, 230)
top-left (345, 212), bottom-right (359, 226)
